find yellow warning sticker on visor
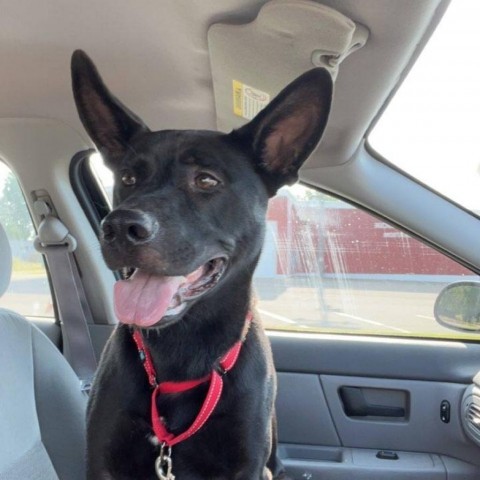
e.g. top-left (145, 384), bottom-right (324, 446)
top-left (233, 80), bottom-right (270, 120)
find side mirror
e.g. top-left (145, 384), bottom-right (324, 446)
top-left (434, 281), bottom-right (480, 332)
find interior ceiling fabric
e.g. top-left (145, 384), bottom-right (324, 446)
top-left (0, 0), bottom-right (443, 167)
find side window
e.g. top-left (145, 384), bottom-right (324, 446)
top-left (254, 185), bottom-right (478, 338)
top-left (0, 162), bottom-right (55, 321)
top-left (88, 154), bottom-right (479, 339)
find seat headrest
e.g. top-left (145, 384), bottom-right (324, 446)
top-left (0, 223), bottom-right (12, 298)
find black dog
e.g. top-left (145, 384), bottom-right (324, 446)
top-left (71, 50), bottom-right (332, 479)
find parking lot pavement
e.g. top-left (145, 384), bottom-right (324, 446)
top-left (253, 276), bottom-right (463, 336)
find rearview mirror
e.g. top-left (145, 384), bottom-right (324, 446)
top-left (434, 282), bottom-right (480, 332)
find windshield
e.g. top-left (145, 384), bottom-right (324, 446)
top-left (369, 1), bottom-right (480, 214)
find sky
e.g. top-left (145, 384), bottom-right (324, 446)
top-left (370, 1), bottom-right (480, 212)
top-left (2, 2), bottom-right (478, 212)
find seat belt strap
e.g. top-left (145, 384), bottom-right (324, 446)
top-left (33, 200), bottom-right (97, 393)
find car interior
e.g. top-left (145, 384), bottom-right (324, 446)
top-left (1, 0), bottom-right (480, 479)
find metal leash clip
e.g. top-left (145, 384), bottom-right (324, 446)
top-left (155, 443), bottom-right (175, 480)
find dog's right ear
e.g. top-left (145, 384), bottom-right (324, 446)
top-left (232, 68), bottom-right (333, 196)
top-left (71, 50), bottom-right (149, 166)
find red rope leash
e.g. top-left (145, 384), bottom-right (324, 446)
top-left (131, 311), bottom-right (252, 447)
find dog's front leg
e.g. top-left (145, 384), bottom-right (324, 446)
top-left (272, 472), bottom-right (293, 480)
top-left (270, 463), bottom-right (293, 480)
top-left (266, 414), bottom-right (293, 480)
top-left (263, 467), bottom-right (274, 480)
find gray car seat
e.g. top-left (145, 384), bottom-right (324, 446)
top-left (0, 223), bottom-right (87, 480)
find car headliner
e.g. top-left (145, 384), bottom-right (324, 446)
top-left (0, 0), bottom-right (449, 168)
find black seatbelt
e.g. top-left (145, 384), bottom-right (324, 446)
top-left (33, 200), bottom-right (97, 393)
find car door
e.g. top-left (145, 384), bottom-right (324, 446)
top-left (261, 179), bottom-right (480, 479)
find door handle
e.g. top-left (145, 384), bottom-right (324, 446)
top-left (340, 387), bottom-right (406, 418)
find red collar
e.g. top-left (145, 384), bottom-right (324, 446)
top-left (131, 311), bottom-right (252, 448)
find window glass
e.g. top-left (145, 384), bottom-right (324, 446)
top-left (90, 153), bottom-right (113, 203)
top-left (253, 185), bottom-right (479, 338)
top-left (0, 162), bottom-right (55, 321)
top-left (369, 2), bottom-right (480, 214)
top-left (89, 154), bottom-right (479, 339)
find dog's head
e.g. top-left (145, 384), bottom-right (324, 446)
top-left (71, 50), bottom-right (332, 328)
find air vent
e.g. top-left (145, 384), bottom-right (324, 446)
top-left (467, 402), bottom-right (480, 432)
top-left (461, 383), bottom-right (480, 446)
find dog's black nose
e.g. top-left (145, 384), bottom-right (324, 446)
top-left (101, 209), bottom-right (158, 244)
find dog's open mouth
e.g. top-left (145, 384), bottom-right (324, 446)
top-left (113, 257), bottom-right (227, 328)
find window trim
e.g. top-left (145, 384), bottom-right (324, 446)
top-left (69, 149), bottom-right (110, 236)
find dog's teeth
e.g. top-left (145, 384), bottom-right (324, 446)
top-left (120, 267), bottom-right (137, 280)
top-left (168, 294), bottom-right (180, 309)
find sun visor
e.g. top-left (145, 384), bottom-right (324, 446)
top-left (208, 0), bottom-right (368, 132)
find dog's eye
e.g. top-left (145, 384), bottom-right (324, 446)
top-left (195, 173), bottom-right (219, 190)
top-left (121, 172), bottom-right (137, 186)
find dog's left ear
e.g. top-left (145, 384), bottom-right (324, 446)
top-left (71, 50), bottom-right (149, 166)
top-left (233, 68), bottom-right (333, 196)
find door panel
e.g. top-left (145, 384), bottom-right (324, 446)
top-left (321, 375), bottom-right (476, 461)
top-left (276, 373), bottom-right (340, 446)
top-left (271, 332), bottom-right (480, 383)
top-left (271, 334), bottom-right (480, 479)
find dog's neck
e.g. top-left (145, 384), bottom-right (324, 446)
top-left (133, 268), bottom-right (256, 382)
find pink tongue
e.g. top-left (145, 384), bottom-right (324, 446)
top-left (114, 270), bottom-right (184, 327)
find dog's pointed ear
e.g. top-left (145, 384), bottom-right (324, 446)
top-left (233, 68), bottom-right (333, 196)
top-left (71, 50), bottom-right (149, 165)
